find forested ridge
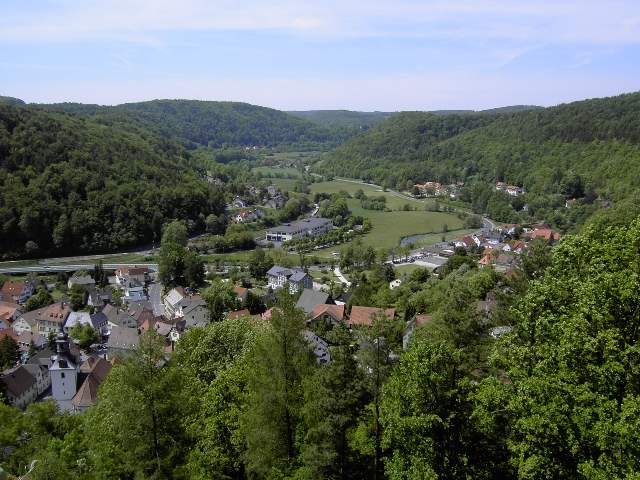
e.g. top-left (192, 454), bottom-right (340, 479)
top-left (0, 103), bottom-right (224, 258)
top-left (318, 92), bottom-right (640, 224)
top-left (35, 99), bottom-right (345, 148)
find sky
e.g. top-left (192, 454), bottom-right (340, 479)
top-left (1, 0), bottom-right (640, 111)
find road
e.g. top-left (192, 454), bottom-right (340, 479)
top-left (148, 282), bottom-right (164, 317)
top-left (0, 263), bottom-right (158, 275)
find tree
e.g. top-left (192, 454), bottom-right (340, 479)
top-left (69, 284), bottom-right (87, 311)
top-left (477, 219), bottom-right (640, 478)
top-left (381, 340), bottom-right (477, 480)
top-left (248, 248), bottom-right (273, 281)
top-left (24, 287), bottom-right (53, 312)
top-left (161, 220), bottom-right (188, 247)
top-left (93, 261), bottom-right (108, 288)
top-left (158, 242), bottom-right (186, 287)
top-left (201, 280), bottom-right (238, 322)
top-left (241, 289), bottom-right (312, 477)
top-left (68, 323), bottom-right (98, 350)
top-left (300, 324), bottom-right (368, 479)
top-left (84, 332), bottom-right (191, 478)
top-left (183, 250), bottom-right (205, 288)
top-left (0, 335), bottom-right (20, 369)
top-left (354, 313), bottom-right (402, 480)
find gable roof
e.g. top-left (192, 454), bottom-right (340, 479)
top-left (79, 356), bottom-right (112, 383)
top-left (71, 374), bottom-right (101, 408)
top-left (1, 365), bottom-right (35, 398)
top-left (40, 302), bottom-right (71, 325)
top-left (348, 306), bottom-right (396, 326)
top-left (296, 289), bottom-right (330, 314)
top-left (106, 325), bottom-right (139, 350)
top-left (310, 304), bottom-right (345, 323)
top-left (164, 287), bottom-right (186, 307)
top-left (65, 311), bottom-right (93, 331)
top-left (1, 281), bottom-right (27, 297)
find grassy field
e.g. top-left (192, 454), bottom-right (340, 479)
top-left (306, 179), bottom-right (468, 255)
top-left (252, 166), bottom-right (303, 178)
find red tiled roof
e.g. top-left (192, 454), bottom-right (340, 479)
top-left (310, 304), bottom-right (345, 323)
top-left (234, 286), bottom-right (248, 297)
top-left (525, 229), bottom-right (561, 241)
top-left (1, 281), bottom-right (26, 297)
top-left (41, 303), bottom-right (71, 324)
top-left (227, 309), bottom-right (251, 320)
top-left (79, 356), bottom-right (112, 383)
top-left (348, 306), bottom-right (395, 326)
top-left (117, 267), bottom-right (149, 276)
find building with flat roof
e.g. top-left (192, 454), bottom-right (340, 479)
top-left (266, 217), bottom-right (333, 243)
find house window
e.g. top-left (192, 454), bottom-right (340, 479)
top-left (61, 372), bottom-right (65, 378)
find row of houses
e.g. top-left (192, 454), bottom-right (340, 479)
top-left (413, 181), bottom-right (464, 199)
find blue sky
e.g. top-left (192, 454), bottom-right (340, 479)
top-left (1, 0), bottom-right (640, 110)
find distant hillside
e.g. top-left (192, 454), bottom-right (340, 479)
top-left (0, 103), bottom-right (224, 258)
top-left (317, 92), bottom-right (640, 227)
top-left (35, 99), bottom-right (341, 149)
top-left (287, 110), bottom-right (395, 129)
top-left (0, 96), bottom-right (25, 107)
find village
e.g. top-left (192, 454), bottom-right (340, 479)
top-left (0, 191), bottom-right (560, 413)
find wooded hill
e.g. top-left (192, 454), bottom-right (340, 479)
top-left (34, 99), bottom-right (344, 149)
top-left (317, 92), bottom-right (640, 226)
top-left (0, 102), bottom-right (225, 258)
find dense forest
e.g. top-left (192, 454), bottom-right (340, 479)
top-left (317, 92), bottom-right (640, 229)
top-left (287, 110), bottom-right (396, 131)
top-left (35, 100), bottom-right (346, 149)
top-left (0, 103), bottom-right (225, 258)
top-left (3, 217), bottom-right (640, 478)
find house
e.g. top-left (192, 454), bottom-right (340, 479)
top-left (389, 279), bottom-right (402, 289)
top-left (296, 289), bottom-right (331, 315)
top-left (0, 280), bottom-right (34, 304)
top-left (106, 325), bottom-right (140, 359)
top-left (234, 209), bottom-right (258, 223)
top-left (36, 302), bottom-right (71, 336)
top-left (0, 301), bottom-right (22, 329)
top-left (14, 330), bottom-right (47, 352)
top-left (348, 307), bottom-right (395, 328)
top-left (265, 194), bottom-right (286, 209)
top-left (71, 356), bottom-right (112, 413)
top-left (523, 228), bottom-right (561, 242)
top-left (479, 252), bottom-right (494, 268)
top-left (163, 287), bottom-right (187, 319)
top-left (234, 286), bottom-right (249, 303)
top-left (122, 279), bottom-right (146, 301)
top-left (309, 304), bottom-right (345, 327)
top-left (67, 274), bottom-right (95, 290)
top-left (90, 311), bottom-right (109, 331)
top-left (0, 365), bottom-right (38, 409)
top-left (87, 287), bottom-right (111, 308)
top-left (303, 330), bottom-right (331, 364)
top-left (182, 301), bottom-right (209, 329)
top-left (495, 253), bottom-right (517, 273)
top-left (403, 314), bottom-right (433, 349)
top-left (115, 267), bottom-right (149, 286)
top-left (265, 218), bottom-right (333, 243)
top-left (267, 266), bottom-right (313, 293)
top-left (12, 308), bottom-right (40, 335)
top-left (102, 304), bottom-right (138, 329)
top-left (21, 363), bottom-right (51, 396)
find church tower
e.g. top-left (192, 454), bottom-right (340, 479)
top-left (50, 333), bottom-right (78, 412)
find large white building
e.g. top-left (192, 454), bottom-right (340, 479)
top-left (266, 217), bottom-right (333, 243)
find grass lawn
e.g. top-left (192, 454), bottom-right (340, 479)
top-left (404, 229), bottom-right (477, 248)
top-left (393, 264), bottom-right (427, 276)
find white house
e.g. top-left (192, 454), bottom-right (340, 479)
top-left (67, 275), bottom-right (95, 290)
top-left (267, 266), bottom-right (313, 293)
top-left (0, 366), bottom-right (39, 409)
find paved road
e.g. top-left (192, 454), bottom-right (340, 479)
top-left (148, 282), bottom-right (164, 317)
top-left (0, 263), bottom-right (158, 275)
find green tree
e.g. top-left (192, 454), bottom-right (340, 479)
top-left (248, 247), bottom-right (273, 281)
top-left (241, 289), bottom-right (312, 477)
top-left (201, 280), bottom-right (238, 322)
top-left (158, 242), bottom-right (186, 287)
top-left (84, 332), bottom-right (190, 478)
top-left (161, 220), bottom-right (188, 247)
top-left (68, 323), bottom-right (99, 351)
top-left (183, 250), bottom-right (205, 288)
top-left (68, 284), bottom-right (87, 311)
top-left (25, 286), bottom-right (53, 312)
top-left (0, 335), bottom-right (20, 369)
top-left (300, 324), bottom-right (367, 479)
